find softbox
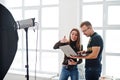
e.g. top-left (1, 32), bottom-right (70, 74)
top-left (0, 4), bottom-right (18, 80)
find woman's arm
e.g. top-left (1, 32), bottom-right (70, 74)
top-left (53, 36), bottom-right (69, 49)
top-left (53, 41), bottom-right (61, 49)
top-left (53, 41), bottom-right (68, 49)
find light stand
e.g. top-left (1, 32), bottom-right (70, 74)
top-left (16, 18), bottom-right (35, 80)
top-left (24, 28), bottom-right (29, 80)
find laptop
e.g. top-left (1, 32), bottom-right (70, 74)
top-left (60, 45), bottom-right (92, 57)
top-left (59, 45), bottom-right (78, 57)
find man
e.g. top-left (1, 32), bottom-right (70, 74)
top-left (71, 21), bottom-right (103, 80)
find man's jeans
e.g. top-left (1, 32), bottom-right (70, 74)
top-left (59, 65), bottom-right (79, 80)
top-left (85, 67), bottom-right (101, 80)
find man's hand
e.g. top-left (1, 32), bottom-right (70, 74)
top-left (77, 50), bottom-right (86, 54)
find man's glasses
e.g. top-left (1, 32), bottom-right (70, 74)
top-left (82, 28), bottom-right (89, 33)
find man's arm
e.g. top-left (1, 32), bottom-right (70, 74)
top-left (84, 46), bottom-right (100, 59)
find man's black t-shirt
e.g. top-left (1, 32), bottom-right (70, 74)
top-left (85, 32), bottom-right (103, 68)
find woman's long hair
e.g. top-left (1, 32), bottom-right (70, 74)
top-left (69, 28), bottom-right (81, 50)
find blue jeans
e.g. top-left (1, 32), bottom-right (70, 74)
top-left (85, 67), bottom-right (101, 80)
top-left (59, 65), bottom-right (79, 80)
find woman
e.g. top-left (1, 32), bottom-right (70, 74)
top-left (53, 28), bottom-right (83, 80)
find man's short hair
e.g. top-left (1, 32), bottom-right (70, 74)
top-left (80, 21), bottom-right (92, 28)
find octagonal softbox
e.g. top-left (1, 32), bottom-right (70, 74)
top-left (0, 4), bottom-right (18, 80)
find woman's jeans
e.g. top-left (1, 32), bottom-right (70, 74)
top-left (85, 67), bottom-right (101, 80)
top-left (59, 65), bottom-right (79, 80)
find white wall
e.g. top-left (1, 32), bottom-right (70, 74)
top-left (59, 0), bottom-right (80, 39)
top-left (0, 0), bottom-right (4, 4)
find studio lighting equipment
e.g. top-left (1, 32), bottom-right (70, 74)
top-left (0, 3), bottom-right (36, 80)
top-left (16, 18), bottom-right (36, 80)
top-left (16, 18), bottom-right (35, 29)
